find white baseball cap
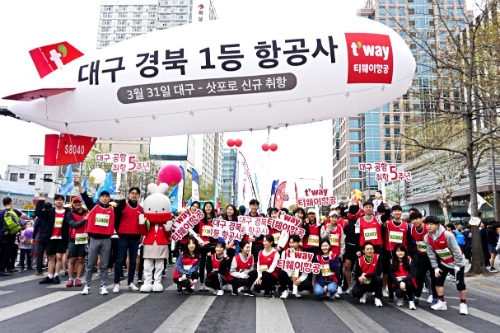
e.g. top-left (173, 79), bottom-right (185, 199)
top-left (331, 204), bottom-right (340, 209)
top-left (329, 211), bottom-right (339, 217)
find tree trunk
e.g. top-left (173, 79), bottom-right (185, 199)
top-left (441, 200), bottom-right (450, 224)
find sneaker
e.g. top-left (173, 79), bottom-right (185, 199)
top-left (413, 296), bottom-right (419, 305)
top-left (431, 298), bottom-right (438, 306)
top-left (374, 298), bottom-right (383, 307)
top-left (96, 270), bottom-right (101, 277)
top-left (294, 291), bottom-right (302, 298)
top-left (99, 286), bottom-right (108, 295)
top-left (345, 287), bottom-right (352, 295)
top-left (23, 267), bottom-right (27, 271)
top-left (53, 276), bottom-right (61, 284)
top-left (382, 289), bottom-right (389, 298)
top-left (397, 298), bottom-right (404, 307)
top-left (66, 279), bottom-right (74, 287)
top-left (39, 276), bottom-right (54, 284)
top-left (127, 283), bottom-right (139, 291)
top-left (280, 290), bottom-right (289, 299)
top-left (113, 284), bottom-right (120, 293)
top-left (409, 301), bottom-right (416, 310)
top-left (244, 290), bottom-right (255, 297)
top-left (177, 286), bottom-right (183, 294)
top-left (337, 286), bottom-right (343, 295)
top-left (335, 292), bottom-right (340, 298)
top-left (232, 285), bottom-right (239, 296)
top-left (422, 286), bottom-right (429, 293)
top-left (74, 278), bottom-right (82, 287)
top-left (0, 271), bottom-right (11, 277)
top-left (61, 271), bottom-right (68, 277)
top-left (359, 293), bottom-right (367, 304)
top-left (137, 279), bottom-right (143, 284)
top-left (200, 284), bottom-right (208, 292)
top-left (431, 300), bottom-right (447, 311)
top-left (489, 267), bottom-right (498, 273)
top-left (459, 303), bottom-right (468, 315)
top-left (329, 294), bottom-right (336, 300)
top-left (216, 290), bottom-right (224, 296)
top-left (8, 268), bottom-right (19, 272)
top-left (186, 288), bottom-right (194, 295)
top-left (81, 286), bottom-right (91, 295)
top-left (35, 272), bottom-right (44, 276)
top-left (426, 294), bottom-right (434, 304)
top-left (265, 293), bottom-right (275, 299)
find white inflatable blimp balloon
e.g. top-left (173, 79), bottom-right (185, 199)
top-left (4, 15), bottom-right (415, 138)
top-left (89, 168), bottom-right (106, 184)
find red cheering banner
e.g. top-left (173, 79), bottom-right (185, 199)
top-left (358, 163), bottom-right (412, 183)
top-left (297, 189), bottom-right (337, 208)
top-left (210, 219), bottom-right (244, 242)
top-left (171, 209), bottom-right (204, 242)
top-left (274, 181), bottom-right (287, 209)
top-left (44, 134), bottom-right (95, 166)
top-left (277, 248), bottom-right (321, 274)
top-left (237, 216), bottom-right (269, 237)
top-left (264, 212), bottom-right (305, 238)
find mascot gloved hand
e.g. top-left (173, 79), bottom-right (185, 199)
top-left (139, 183), bottom-right (172, 293)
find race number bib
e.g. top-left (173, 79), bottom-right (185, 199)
top-left (320, 264), bottom-right (334, 276)
top-left (416, 241), bottom-right (427, 253)
top-left (202, 226), bottom-right (212, 237)
top-left (75, 233), bottom-right (88, 245)
top-left (436, 248), bottom-right (453, 261)
top-left (183, 265), bottom-right (193, 271)
top-left (272, 234), bottom-right (280, 244)
top-left (54, 217), bottom-right (63, 229)
top-left (95, 214), bottom-right (110, 227)
top-left (307, 235), bottom-right (320, 246)
top-left (258, 265), bottom-right (268, 274)
top-left (389, 231), bottom-right (403, 243)
top-left (363, 228), bottom-right (378, 241)
top-left (329, 234), bottom-right (340, 247)
top-left (396, 275), bottom-right (406, 282)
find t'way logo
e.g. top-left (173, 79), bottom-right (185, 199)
top-left (345, 33), bottom-right (393, 84)
top-left (29, 41), bottom-right (84, 78)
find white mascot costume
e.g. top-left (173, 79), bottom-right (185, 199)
top-left (139, 183), bottom-right (173, 293)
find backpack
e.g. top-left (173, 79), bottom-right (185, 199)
top-left (3, 209), bottom-right (22, 235)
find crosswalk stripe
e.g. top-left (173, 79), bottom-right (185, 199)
top-left (0, 290), bottom-right (14, 295)
top-left (153, 295), bottom-right (216, 333)
top-left (0, 274), bottom-right (41, 287)
top-left (43, 293), bottom-right (149, 333)
top-left (323, 300), bottom-right (390, 333)
top-left (0, 291), bottom-right (80, 322)
top-left (451, 306), bottom-right (500, 327)
top-left (389, 303), bottom-right (474, 333)
top-left (256, 298), bottom-right (294, 333)
top-left (166, 284), bottom-right (177, 291)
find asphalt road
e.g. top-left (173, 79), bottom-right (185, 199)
top-left (1, 267), bottom-right (499, 333)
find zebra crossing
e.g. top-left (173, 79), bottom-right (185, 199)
top-left (1, 271), bottom-right (500, 333)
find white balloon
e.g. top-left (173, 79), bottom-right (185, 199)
top-left (89, 168), bottom-right (106, 184)
top-left (5, 14), bottom-right (415, 138)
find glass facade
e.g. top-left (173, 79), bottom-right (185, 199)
top-left (221, 148), bottom-right (238, 204)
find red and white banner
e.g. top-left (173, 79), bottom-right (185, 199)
top-left (274, 181), bottom-right (287, 209)
top-left (29, 41), bottom-right (84, 79)
top-left (44, 134), bottom-right (95, 166)
top-left (264, 212), bottom-right (305, 237)
top-left (237, 216), bottom-right (269, 237)
top-left (95, 153), bottom-right (150, 173)
top-left (171, 209), bottom-right (204, 242)
top-left (358, 163), bottom-right (412, 183)
top-left (210, 219), bottom-right (244, 242)
top-left (297, 189), bottom-right (337, 207)
top-left (277, 248), bottom-right (321, 274)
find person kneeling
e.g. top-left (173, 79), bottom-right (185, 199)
top-left (172, 236), bottom-right (201, 295)
top-left (313, 239), bottom-right (339, 300)
top-left (352, 242), bottom-right (383, 307)
top-left (390, 243), bottom-right (417, 310)
top-left (204, 241), bottom-right (231, 296)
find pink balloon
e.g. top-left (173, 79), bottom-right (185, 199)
top-left (270, 143), bottom-right (278, 152)
top-left (235, 139), bottom-right (242, 147)
top-left (262, 143), bottom-right (269, 151)
top-left (227, 139), bottom-right (235, 147)
top-left (158, 165), bottom-right (182, 186)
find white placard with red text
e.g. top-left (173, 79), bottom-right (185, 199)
top-left (358, 162), bottom-right (412, 183)
top-left (95, 153), bottom-right (151, 173)
top-left (237, 216), bottom-right (269, 237)
top-left (210, 219), bottom-right (244, 242)
top-left (297, 189), bottom-right (337, 207)
top-left (265, 212), bottom-right (305, 238)
top-left (277, 248), bottom-right (321, 274)
top-left (171, 209), bottom-right (204, 242)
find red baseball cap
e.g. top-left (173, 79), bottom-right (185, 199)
top-left (71, 197), bottom-right (82, 203)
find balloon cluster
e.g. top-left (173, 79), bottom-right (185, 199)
top-left (227, 139), bottom-right (242, 147)
top-left (262, 143), bottom-right (278, 152)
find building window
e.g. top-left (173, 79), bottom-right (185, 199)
top-left (349, 119), bottom-right (361, 129)
top-left (350, 144), bottom-right (362, 153)
top-left (394, 128), bottom-right (401, 136)
top-left (384, 141), bottom-right (391, 150)
top-left (350, 156), bottom-right (361, 165)
top-left (394, 115), bottom-right (401, 124)
top-left (29, 174), bottom-right (36, 180)
top-left (385, 154), bottom-right (392, 163)
top-left (19, 173), bottom-right (25, 179)
top-left (350, 182), bottom-right (362, 190)
top-left (349, 132), bottom-right (361, 140)
top-left (395, 154), bottom-right (402, 163)
top-left (32, 158), bottom-right (40, 164)
top-left (109, 144), bottom-right (113, 151)
top-left (10, 173), bottom-right (18, 182)
top-left (29, 182), bottom-right (35, 186)
top-left (384, 115), bottom-right (390, 124)
top-left (44, 174), bottom-right (51, 179)
top-left (350, 169), bottom-right (362, 179)
top-left (379, 8), bottom-right (386, 16)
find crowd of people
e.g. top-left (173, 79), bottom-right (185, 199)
top-left (0, 185), bottom-right (498, 316)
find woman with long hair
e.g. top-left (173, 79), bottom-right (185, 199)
top-left (223, 204), bottom-right (239, 260)
top-left (390, 243), bottom-right (417, 310)
top-left (195, 202), bottom-right (217, 291)
top-left (172, 236), bottom-right (201, 295)
top-left (313, 238), bottom-right (339, 300)
top-left (253, 235), bottom-right (280, 298)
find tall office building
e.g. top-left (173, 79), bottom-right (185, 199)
top-left (221, 148), bottom-right (239, 204)
top-left (332, 0), bottom-right (471, 200)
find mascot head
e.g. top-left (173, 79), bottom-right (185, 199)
top-left (143, 183), bottom-right (172, 224)
top-left (351, 189), bottom-right (362, 201)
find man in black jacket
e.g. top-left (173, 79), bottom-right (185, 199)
top-left (35, 194), bottom-right (70, 284)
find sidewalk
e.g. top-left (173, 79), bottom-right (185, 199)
top-left (463, 262), bottom-right (500, 296)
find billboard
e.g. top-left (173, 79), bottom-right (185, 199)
top-left (150, 135), bottom-right (189, 161)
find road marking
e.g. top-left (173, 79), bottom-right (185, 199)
top-left (451, 306), bottom-right (500, 327)
top-left (256, 298), bottom-right (294, 333)
top-left (446, 296), bottom-right (476, 300)
top-left (166, 284), bottom-right (177, 291)
top-left (323, 300), bottom-right (389, 333)
top-left (0, 290), bottom-right (14, 295)
top-left (0, 274), bottom-right (41, 287)
top-left (44, 293), bottom-right (149, 333)
top-left (0, 291), bottom-right (80, 322)
top-left (153, 295), bottom-right (215, 333)
top-left (469, 280), bottom-right (500, 292)
top-left (47, 282), bottom-right (114, 289)
top-left (390, 303), bottom-right (473, 333)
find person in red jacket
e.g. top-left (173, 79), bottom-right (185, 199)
top-left (244, 199), bottom-right (265, 267)
top-left (194, 202), bottom-right (217, 291)
top-left (173, 236), bottom-right (201, 295)
top-left (204, 241), bottom-right (231, 295)
top-left (253, 235), bottom-right (280, 298)
top-left (302, 209), bottom-right (322, 255)
top-left (390, 243), bottom-right (417, 310)
top-left (66, 197), bottom-right (89, 287)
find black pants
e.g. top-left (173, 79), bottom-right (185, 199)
top-left (199, 246), bottom-right (214, 284)
top-left (464, 243), bottom-right (472, 262)
top-left (0, 235), bottom-right (16, 272)
top-left (414, 254), bottom-right (437, 298)
top-left (251, 244), bottom-right (263, 266)
top-left (205, 272), bottom-right (226, 290)
top-left (174, 271), bottom-right (200, 290)
top-left (337, 258), bottom-right (344, 289)
top-left (277, 270), bottom-right (313, 292)
top-left (229, 270), bottom-right (258, 289)
top-left (8, 244), bottom-right (18, 269)
top-left (352, 276), bottom-right (383, 299)
top-left (226, 248), bottom-right (236, 261)
top-left (36, 241), bottom-right (49, 274)
top-left (482, 245), bottom-right (490, 266)
top-left (435, 264), bottom-right (466, 291)
top-left (393, 281), bottom-right (415, 299)
top-left (108, 238), bottom-right (119, 269)
top-left (20, 249), bottom-right (32, 269)
top-left (254, 271), bottom-right (278, 293)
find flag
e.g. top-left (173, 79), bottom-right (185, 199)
top-left (467, 193), bottom-right (491, 215)
top-left (274, 181), bottom-right (287, 209)
top-left (254, 173), bottom-right (263, 214)
top-left (268, 180), bottom-right (279, 209)
top-left (93, 171), bottom-right (117, 203)
top-left (191, 168), bottom-right (200, 202)
top-left (178, 166), bottom-right (185, 209)
top-left (29, 42), bottom-right (84, 78)
top-left (168, 185), bottom-right (179, 212)
top-left (59, 166), bottom-right (74, 197)
top-left (239, 152), bottom-right (258, 200)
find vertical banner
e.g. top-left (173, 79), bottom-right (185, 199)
top-left (59, 165), bottom-right (74, 197)
top-left (268, 180), bottom-right (279, 209)
top-left (192, 168), bottom-right (200, 202)
top-left (168, 185), bottom-right (179, 212)
top-left (242, 178), bottom-right (247, 205)
top-left (214, 178), bottom-right (220, 214)
top-left (254, 173), bottom-right (263, 214)
top-left (274, 181), bottom-right (287, 209)
top-left (295, 182), bottom-right (299, 208)
top-left (238, 151), bottom-right (258, 201)
top-left (178, 166), bottom-right (185, 209)
top-left (231, 156), bottom-right (237, 205)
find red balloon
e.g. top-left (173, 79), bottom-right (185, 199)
top-left (158, 164), bottom-right (182, 186)
top-left (227, 139), bottom-right (235, 147)
top-left (262, 143), bottom-right (269, 151)
top-left (270, 143), bottom-right (278, 152)
top-left (234, 139), bottom-right (242, 147)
